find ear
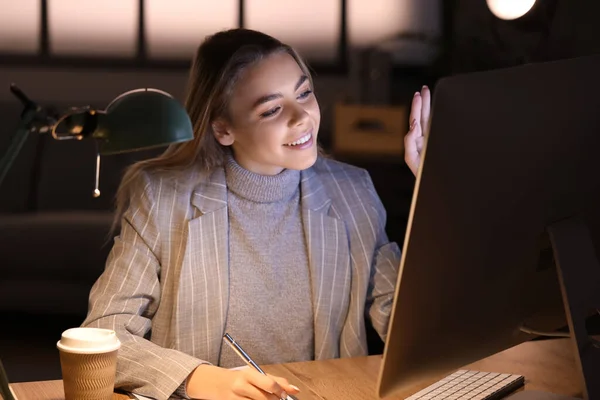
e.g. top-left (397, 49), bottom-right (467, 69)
top-left (212, 119), bottom-right (235, 146)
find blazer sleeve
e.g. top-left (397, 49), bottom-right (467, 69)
top-left (82, 172), bottom-right (204, 400)
top-left (362, 170), bottom-right (401, 342)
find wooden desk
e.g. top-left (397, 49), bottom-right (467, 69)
top-left (9, 339), bottom-right (582, 400)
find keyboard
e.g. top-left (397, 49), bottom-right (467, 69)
top-left (405, 369), bottom-right (525, 400)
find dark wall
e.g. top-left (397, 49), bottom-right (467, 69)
top-left (447, 0), bottom-right (600, 74)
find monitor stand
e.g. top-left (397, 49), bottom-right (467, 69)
top-left (0, 360), bottom-right (16, 400)
top-left (539, 216), bottom-right (600, 400)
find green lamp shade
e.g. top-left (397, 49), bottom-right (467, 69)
top-left (93, 88), bottom-right (194, 155)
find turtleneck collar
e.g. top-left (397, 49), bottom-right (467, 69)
top-left (224, 155), bottom-right (300, 203)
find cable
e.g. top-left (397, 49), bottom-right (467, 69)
top-left (519, 325), bottom-right (570, 338)
top-left (520, 310), bottom-right (600, 338)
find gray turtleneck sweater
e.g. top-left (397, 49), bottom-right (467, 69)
top-left (218, 157), bottom-right (314, 368)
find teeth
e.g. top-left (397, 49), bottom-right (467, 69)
top-left (286, 133), bottom-right (311, 146)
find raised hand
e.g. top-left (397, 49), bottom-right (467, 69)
top-left (404, 85), bottom-right (431, 177)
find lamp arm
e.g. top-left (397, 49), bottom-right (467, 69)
top-left (0, 84), bottom-right (58, 189)
top-left (0, 109), bottom-right (37, 188)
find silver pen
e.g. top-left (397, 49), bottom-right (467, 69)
top-left (223, 333), bottom-right (298, 400)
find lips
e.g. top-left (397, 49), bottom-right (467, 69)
top-left (284, 132), bottom-right (312, 146)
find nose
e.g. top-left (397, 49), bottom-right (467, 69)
top-left (288, 103), bottom-right (310, 128)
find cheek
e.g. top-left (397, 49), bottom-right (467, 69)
top-left (252, 120), bottom-right (288, 146)
top-left (307, 98), bottom-right (321, 120)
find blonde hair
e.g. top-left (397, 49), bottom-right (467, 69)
top-left (111, 29), bottom-right (315, 233)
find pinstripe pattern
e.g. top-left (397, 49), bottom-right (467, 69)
top-left (82, 157), bottom-right (400, 400)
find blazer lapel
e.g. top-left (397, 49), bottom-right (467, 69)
top-left (176, 168), bottom-right (230, 365)
top-left (300, 166), bottom-right (352, 360)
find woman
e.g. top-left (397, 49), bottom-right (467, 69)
top-left (83, 28), bottom-right (429, 400)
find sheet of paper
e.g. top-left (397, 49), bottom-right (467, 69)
top-left (130, 393), bottom-right (154, 400)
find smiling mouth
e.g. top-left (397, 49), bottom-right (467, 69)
top-left (284, 132), bottom-right (312, 146)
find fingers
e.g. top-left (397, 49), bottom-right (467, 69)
top-left (270, 375), bottom-right (300, 395)
top-left (405, 120), bottom-right (419, 155)
top-left (404, 84), bottom-right (430, 177)
top-left (409, 86), bottom-right (431, 137)
top-left (233, 381), bottom-right (279, 400)
top-left (420, 85), bottom-right (431, 136)
top-left (409, 91), bottom-right (422, 132)
top-left (404, 121), bottom-right (421, 177)
top-left (242, 370), bottom-right (293, 400)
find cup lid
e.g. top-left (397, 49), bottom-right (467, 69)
top-left (57, 327), bottom-right (121, 354)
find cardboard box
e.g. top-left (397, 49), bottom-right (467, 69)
top-left (333, 103), bottom-right (407, 157)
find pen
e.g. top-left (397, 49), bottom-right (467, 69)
top-left (223, 333), bottom-right (298, 400)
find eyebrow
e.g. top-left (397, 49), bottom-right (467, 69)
top-left (252, 75), bottom-right (309, 109)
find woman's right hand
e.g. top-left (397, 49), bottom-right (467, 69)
top-left (404, 85), bottom-right (431, 177)
top-left (186, 364), bottom-right (301, 400)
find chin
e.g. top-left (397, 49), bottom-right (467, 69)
top-left (287, 150), bottom-right (319, 171)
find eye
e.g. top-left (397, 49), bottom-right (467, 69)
top-left (260, 106), bottom-right (281, 118)
top-left (298, 89), bottom-right (313, 100)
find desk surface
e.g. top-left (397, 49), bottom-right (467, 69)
top-left (9, 339), bottom-right (582, 400)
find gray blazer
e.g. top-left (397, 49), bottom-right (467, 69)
top-left (83, 156), bottom-right (400, 400)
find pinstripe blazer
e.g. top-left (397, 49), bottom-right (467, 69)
top-left (83, 156), bottom-right (400, 400)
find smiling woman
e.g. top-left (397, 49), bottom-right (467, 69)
top-left (81, 28), bottom-right (402, 400)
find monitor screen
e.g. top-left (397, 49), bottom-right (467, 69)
top-left (377, 54), bottom-right (600, 399)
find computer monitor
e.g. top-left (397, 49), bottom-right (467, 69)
top-left (377, 54), bottom-right (600, 399)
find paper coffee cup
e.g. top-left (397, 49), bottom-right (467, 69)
top-left (57, 328), bottom-right (121, 400)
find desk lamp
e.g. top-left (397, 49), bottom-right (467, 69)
top-left (0, 84), bottom-right (194, 196)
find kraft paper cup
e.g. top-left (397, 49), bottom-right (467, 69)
top-left (57, 328), bottom-right (121, 400)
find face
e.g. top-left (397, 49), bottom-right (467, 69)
top-left (212, 52), bottom-right (321, 175)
